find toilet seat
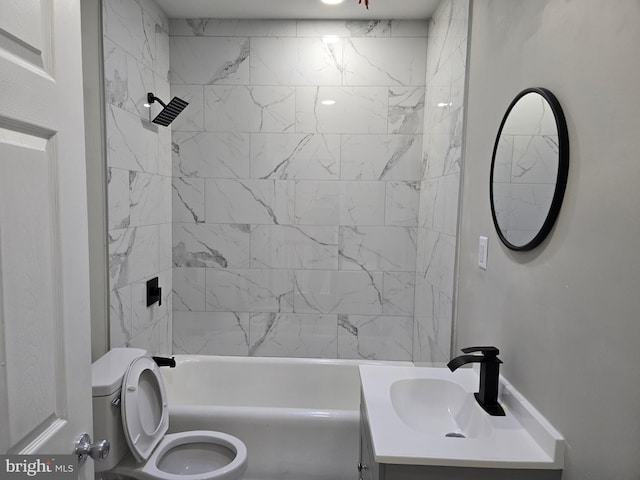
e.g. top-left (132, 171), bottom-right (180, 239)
top-left (121, 355), bottom-right (169, 462)
top-left (118, 355), bottom-right (248, 480)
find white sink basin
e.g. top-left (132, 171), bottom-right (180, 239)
top-left (359, 365), bottom-right (564, 469)
top-left (390, 378), bottom-right (492, 438)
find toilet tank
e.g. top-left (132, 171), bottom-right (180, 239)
top-left (92, 348), bottom-right (146, 472)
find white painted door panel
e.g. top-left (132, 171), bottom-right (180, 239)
top-left (0, 0), bottom-right (93, 477)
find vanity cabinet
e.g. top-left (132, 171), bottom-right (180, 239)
top-left (358, 404), bottom-right (561, 480)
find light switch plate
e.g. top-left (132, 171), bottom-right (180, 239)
top-left (478, 236), bottom-right (488, 270)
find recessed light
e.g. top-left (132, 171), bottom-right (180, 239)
top-left (321, 0), bottom-right (344, 5)
top-left (321, 100), bottom-right (336, 106)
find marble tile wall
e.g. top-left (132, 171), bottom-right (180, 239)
top-left (169, 19), bottom-right (428, 360)
top-left (413, 0), bottom-right (469, 364)
top-left (104, 0), bottom-right (173, 354)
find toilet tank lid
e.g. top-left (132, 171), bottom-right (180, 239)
top-left (92, 348), bottom-right (147, 396)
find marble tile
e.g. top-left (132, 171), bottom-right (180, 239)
top-left (172, 177), bottom-right (205, 223)
top-left (385, 181), bottom-right (420, 227)
top-left (339, 226), bottom-right (417, 272)
top-left (343, 38), bottom-right (426, 86)
top-left (431, 3), bottom-right (469, 64)
top-left (383, 272), bottom-right (416, 317)
top-left (125, 54), bottom-right (156, 118)
top-left (391, 20), bottom-right (429, 37)
top-left (172, 132), bottom-right (250, 178)
top-left (339, 181), bottom-right (386, 226)
top-left (250, 133), bottom-right (340, 180)
top-left (296, 86), bottom-right (388, 134)
top-left (131, 267), bottom-right (171, 337)
top-left (158, 126), bottom-right (172, 177)
top-left (103, 0), bottom-right (152, 68)
top-left (418, 179), bottom-right (437, 230)
top-left (293, 270), bottom-right (383, 315)
top-left (251, 37), bottom-right (343, 87)
top-left (205, 85), bottom-right (295, 133)
top-left (250, 225), bottom-right (338, 270)
top-left (296, 20), bottom-right (392, 38)
top-left (172, 267), bottom-right (206, 312)
top-left (109, 228), bottom-right (134, 290)
top-left (170, 19), bottom-right (296, 37)
top-left (424, 131), bottom-right (462, 179)
top-left (106, 105), bottom-right (159, 173)
top-left (103, 38), bottom-right (128, 110)
top-left (294, 181), bottom-right (340, 225)
top-left (424, 84), bottom-right (452, 129)
top-left (249, 313), bottom-right (338, 358)
top-left (388, 86), bottom-right (425, 134)
top-left (341, 134), bottom-right (422, 181)
top-left (109, 226), bottom-right (164, 290)
top-left (142, 5), bottom-right (168, 74)
top-left (111, 12), bottom-right (472, 363)
top-left (158, 222), bottom-right (173, 272)
top-left (426, 44), bottom-right (453, 89)
top-left (173, 223), bottom-right (251, 268)
top-left (412, 272), bottom-right (436, 318)
top-left (205, 269), bottom-right (294, 313)
top-left (431, 173), bottom-right (460, 236)
top-left (126, 225), bottom-right (161, 286)
top-left (153, 17), bottom-right (170, 81)
top-left (110, 285), bottom-right (132, 347)
top-left (108, 168), bottom-right (130, 230)
top-left (416, 230), bottom-right (456, 299)
top-left (109, 225), bottom-right (159, 290)
top-left (173, 312), bottom-right (250, 355)
top-left (205, 179), bottom-right (295, 225)
top-left (138, 0), bottom-right (167, 26)
top-left (413, 293), bottom-right (453, 364)
top-left (169, 85), bottom-right (204, 132)
top-left (169, 18), bottom-right (208, 36)
top-left (338, 314), bottom-right (412, 361)
top-left (170, 36), bottom-right (250, 85)
top-left (430, 101), bottom-right (464, 138)
top-left (129, 172), bottom-right (168, 226)
top-left (129, 313), bottom-right (171, 355)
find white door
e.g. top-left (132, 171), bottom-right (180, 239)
top-left (0, 0), bottom-right (93, 478)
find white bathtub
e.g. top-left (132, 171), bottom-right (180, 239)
top-left (161, 355), bottom-right (411, 480)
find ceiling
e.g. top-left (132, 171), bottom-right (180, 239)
top-left (154, 0), bottom-right (441, 20)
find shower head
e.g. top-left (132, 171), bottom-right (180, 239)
top-left (145, 92), bottom-right (189, 127)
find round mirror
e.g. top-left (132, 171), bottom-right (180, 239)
top-left (490, 88), bottom-right (569, 251)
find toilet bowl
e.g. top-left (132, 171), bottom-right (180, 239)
top-left (92, 349), bottom-right (247, 480)
top-left (115, 431), bottom-right (247, 480)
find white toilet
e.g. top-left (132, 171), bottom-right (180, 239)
top-left (92, 348), bottom-right (248, 480)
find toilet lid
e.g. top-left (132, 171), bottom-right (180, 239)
top-left (121, 355), bottom-right (169, 462)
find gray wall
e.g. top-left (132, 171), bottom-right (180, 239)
top-left (456, 1), bottom-right (640, 478)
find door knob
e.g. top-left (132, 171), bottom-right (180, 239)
top-left (74, 433), bottom-right (110, 465)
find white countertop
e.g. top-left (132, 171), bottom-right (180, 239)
top-left (359, 365), bottom-right (564, 469)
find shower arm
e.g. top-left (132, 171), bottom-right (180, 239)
top-left (146, 92), bottom-right (166, 108)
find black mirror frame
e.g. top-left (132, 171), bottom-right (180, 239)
top-left (489, 87), bottom-right (570, 251)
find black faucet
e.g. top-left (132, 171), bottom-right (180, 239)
top-left (153, 356), bottom-right (176, 368)
top-left (447, 346), bottom-right (505, 416)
